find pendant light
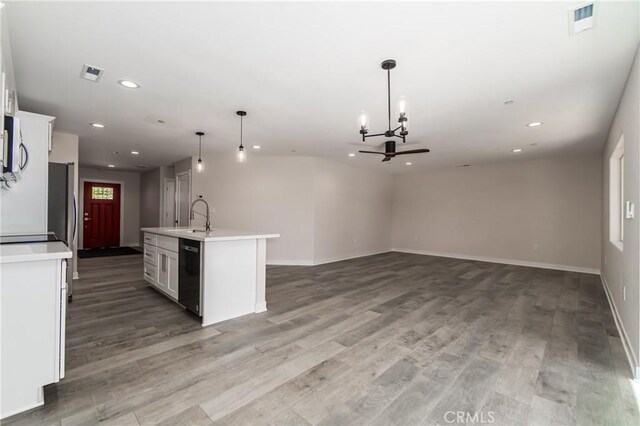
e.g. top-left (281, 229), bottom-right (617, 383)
top-left (236, 111), bottom-right (247, 163)
top-left (358, 59), bottom-right (409, 143)
top-left (195, 131), bottom-right (204, 172)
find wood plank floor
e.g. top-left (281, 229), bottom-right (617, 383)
top-left (4, 252), bottom-right (638, 425)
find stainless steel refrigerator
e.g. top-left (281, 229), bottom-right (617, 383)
top-left (48, 162), bottom-right (76, 301)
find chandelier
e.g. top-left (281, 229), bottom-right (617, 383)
top-left (358, 59), bottom-right (408, 143)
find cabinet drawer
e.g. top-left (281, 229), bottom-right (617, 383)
top-left (143, 244), bottom-right (157, 266)
top-left (156, 235), bottom-right (179, 252)
top-left (143, 233), bottom-right (157, 246)
top-left (143, 262), bottom-right (157, 285)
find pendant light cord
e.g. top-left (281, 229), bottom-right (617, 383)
top-left (198, 134), bottom-right (202, 159)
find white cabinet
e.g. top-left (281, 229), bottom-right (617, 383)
top-left (157, 249), bottom-right (178, 299)
top-left (144, 232), bottom-right (179, 300)
top-left (1, 249), bottom-right (69, 419)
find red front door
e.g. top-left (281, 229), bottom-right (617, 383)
top-left (83, 181), bottom-right (121, 249)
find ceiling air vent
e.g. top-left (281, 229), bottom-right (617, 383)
top-left (80, 64), bottom-right (104, 82)
top-left (569, 3), bottom-right (595, 34)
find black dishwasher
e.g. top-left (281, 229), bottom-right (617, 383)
top-left (179, 238), bottom-right (201, 316)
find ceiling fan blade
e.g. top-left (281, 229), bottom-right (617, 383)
top-left (381, 156), bottom-right (392, 162)
top-left (359, 150), bottom-right (386, 155)
top-left (394, 149), bottom-right (431, 155)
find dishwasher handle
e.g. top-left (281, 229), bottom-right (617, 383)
top-left (182, 245), bottom-right (199, 253)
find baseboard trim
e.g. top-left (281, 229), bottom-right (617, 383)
top-left (391, 248), bottom-right (600, 275)
top-left (267, 259), bottom-right (315, 266)
top-left (267, 250), bottom-right (390, 267)
top-left (73, 272), bottom-right (79, 280)
top-left (313, 250), bottom-right (389, 266)
top-left (600, 274), bottom-right (639, 380)
top-left (123, 241), bottom-right (140, 248)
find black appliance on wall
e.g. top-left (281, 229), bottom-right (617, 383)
top-left (179, 238), bottom-right (201, 316)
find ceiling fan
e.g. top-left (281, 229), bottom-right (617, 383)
top-left (358, 59), bottom-right (430, 163)
top-left (360, 140), bottom-right (430, 162)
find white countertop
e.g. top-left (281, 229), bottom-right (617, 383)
top-left (141, 227), bottom-right (280, 242)
top-left (0, 241), bottom-right (72, 264)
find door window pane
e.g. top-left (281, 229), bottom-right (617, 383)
top-left (91, 186), bottom-right (114, 200)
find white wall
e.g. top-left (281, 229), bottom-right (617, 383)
top-left (191, 156), bottom-right (316, 264)
top-left (49, 131), bottom-right (79, 277)
top-left (79, 167), bottom-right (141, 248)
top-left (392, 154), bottom-right (602, 273)
top-left (313, 158), bottom-right (393, 264)
top-left (602, 47), bottom-right (640, 378)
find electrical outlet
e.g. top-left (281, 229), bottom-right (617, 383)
top-left (414, 235), bottom-right (419, 242)
top-left (604, 256), bottom-right (607, 265)
top-left (533, 243), bottom-right (540, 252)
top-left (623, 286), bottom-right (626, 301)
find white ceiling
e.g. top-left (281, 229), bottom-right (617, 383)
top-left (5, 1), bottom-right (639, 173)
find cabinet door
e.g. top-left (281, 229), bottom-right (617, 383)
top-left (155, 249), bottom-right (169, 291)
top-left (165, 251), bottom-right (179, 300)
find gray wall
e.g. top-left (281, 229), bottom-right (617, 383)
top-left (78, 167), bottom-right (141, 247)
top-left (392, 154), bottom-right (602, 272)
top-left (602, 46), bottom-right (639, 377)
top-left (313, 158), bottom-right (393, 264)
top-left (191, 156), bottom-right (316, 264)
top-left (139, 168), bottom-right (161, 242)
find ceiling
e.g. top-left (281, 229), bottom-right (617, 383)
top-left (5, 1), bottom-right (639, 173)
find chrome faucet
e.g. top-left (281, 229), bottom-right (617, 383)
top-left (190, 196), bottom-right (211, 231)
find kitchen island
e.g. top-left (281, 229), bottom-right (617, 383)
top-left (141, 227), bottom-right (279, 326)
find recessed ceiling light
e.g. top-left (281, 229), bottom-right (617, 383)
top-left (504, 100), bottom-right (514, 105)
top-left (130, 151), bottom-right (139, 155)
top-left (107, 164), bottom-right (115, 168)
top-left (90, 123), bottom-right (105, 128)
top-left (252, 145), bottom-right (261, 149)
top-left (348, 153), bottom-right (356, 157)
top-left (118, 80), bottom-right (140, 89)
top-left (526, 122), bottom-right (543, 127)
top-left (512, 148), bottom-right (523, 153)
top-left (405, 162), bottom-right (412, 165)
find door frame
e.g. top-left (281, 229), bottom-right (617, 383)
top-left (162, 176), bottom-right (177, 227)
top-left (79, 178), bottom-right (125, 249)
top-left (175, 170), bottom-right (192, 227)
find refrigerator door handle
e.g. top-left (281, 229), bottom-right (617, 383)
top-left (18, 142), bottom-right (29, 171)
top-left (72, 192), bottom-right (77, 242)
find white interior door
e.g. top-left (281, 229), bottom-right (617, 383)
top-left (163, 178), bottom-right (176, 227)
top-left (176, 172), bottom-right (191, 227)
